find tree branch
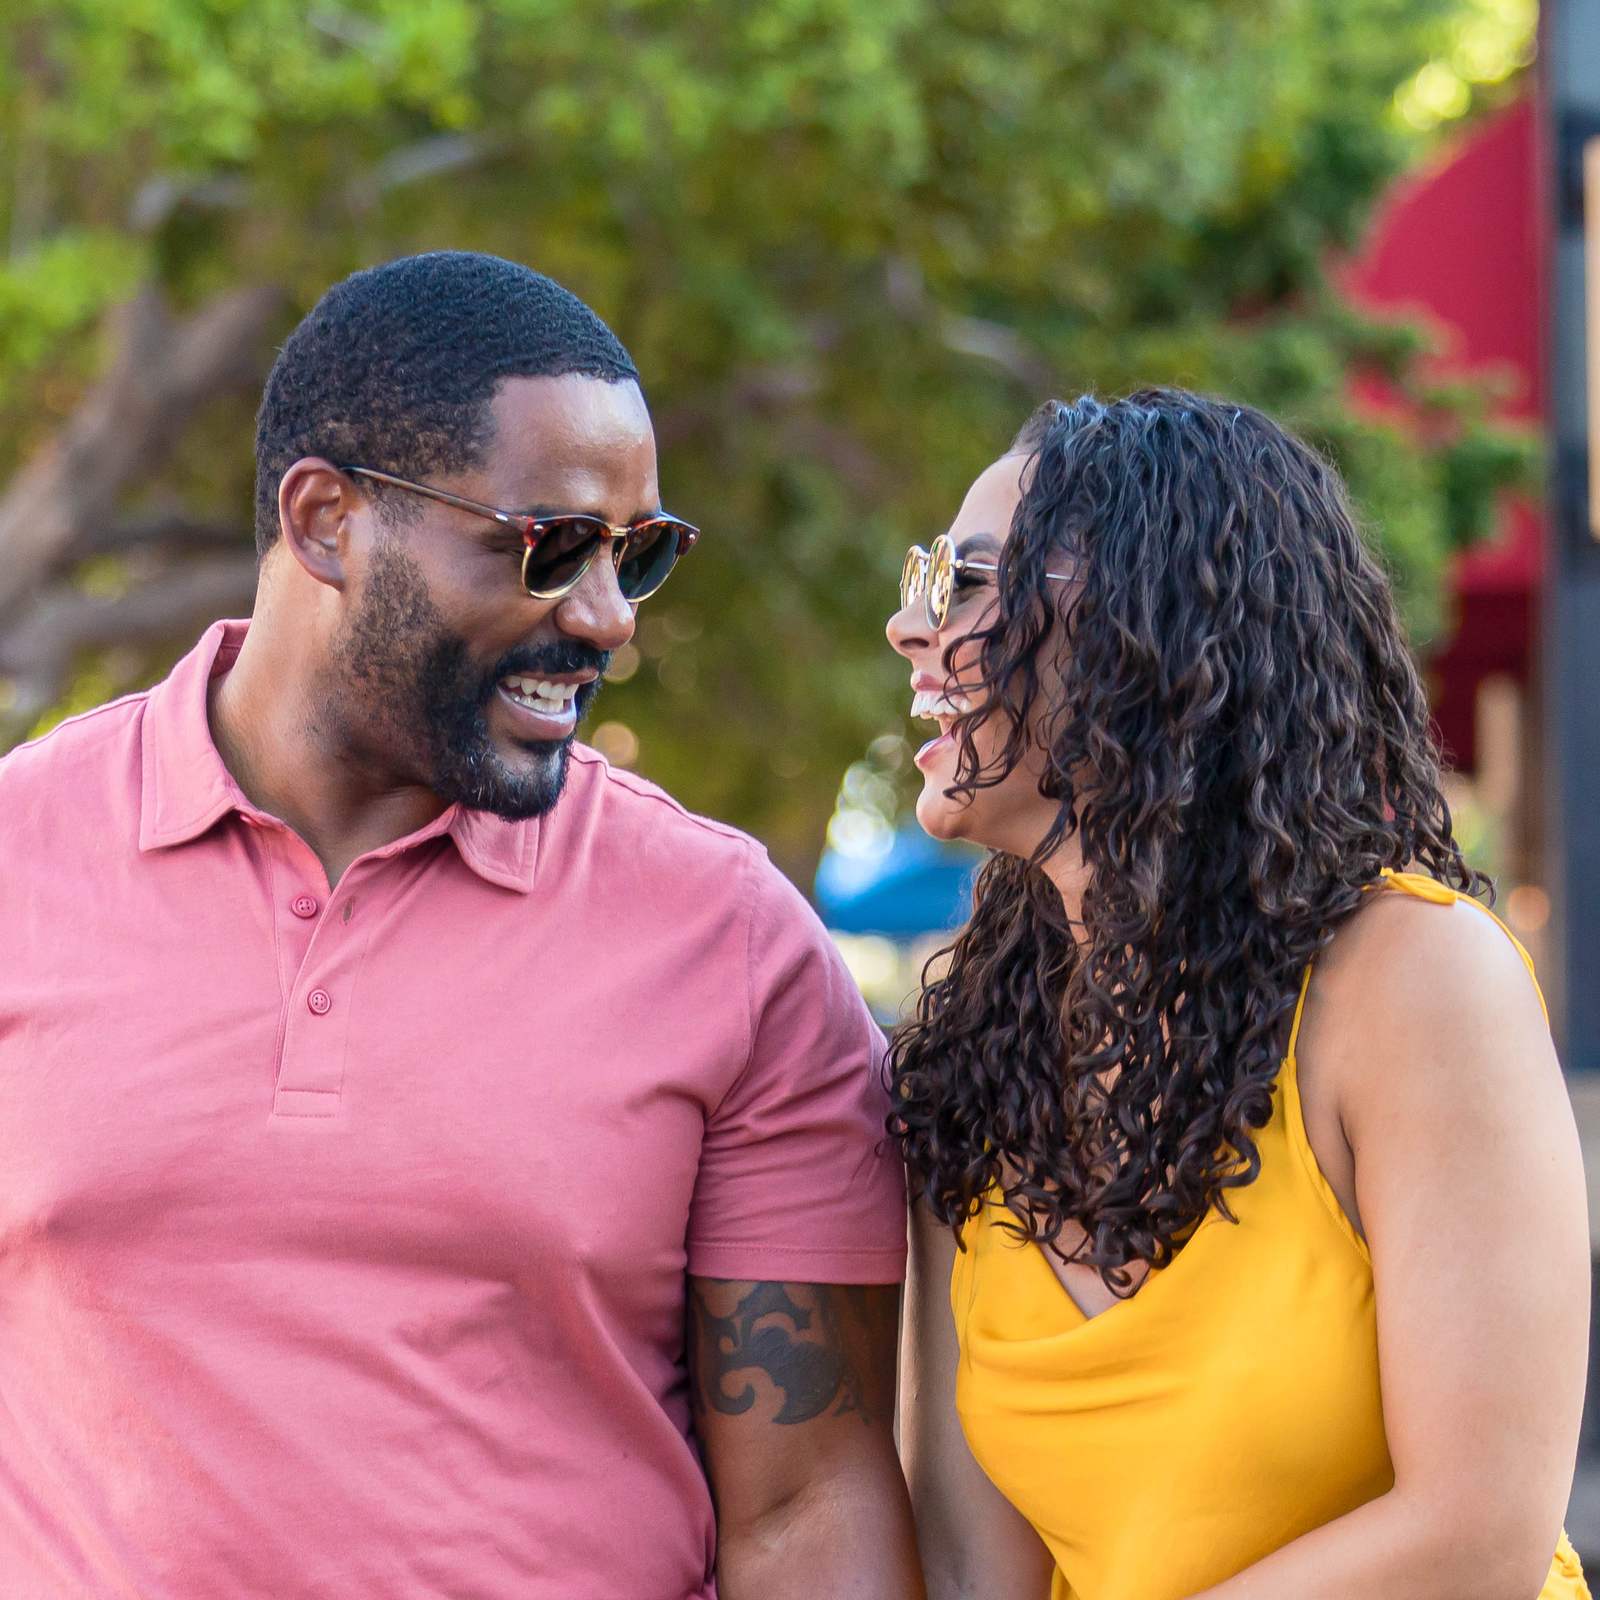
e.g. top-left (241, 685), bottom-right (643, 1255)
top-left (0, 282), bottom-right (283, 629)
top-left (0, 555), bottom-right (259, 727)
top-left (883, 255), bottom-right (1056, 390)
top-left (72, 509), bottom-right (250, 560)
top-left (344, 133), bottom-right (502, 212)
top-left (128, 172), bottom-right (251, 234)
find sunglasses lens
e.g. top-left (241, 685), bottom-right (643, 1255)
top-left (901, 546), bottom-right (928, 611)
top-left (524, 517), bottom-right (609, 595)
top-left (616, 520), bottom-right (684, 602)
top-left (927, 537), bottom-right (954, 628)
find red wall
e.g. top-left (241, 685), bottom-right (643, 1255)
top-left (1338, 96), bottom-right (1544, 770)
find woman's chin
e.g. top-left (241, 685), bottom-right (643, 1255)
top-left (914, 781), bottom-right (976, 845)
top-left (914, 770), bottom-right (1049, 859)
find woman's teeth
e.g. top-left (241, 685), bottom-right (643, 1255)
top-left (911, 689), bottom-right (973, 721)
top-left (501, 675), bottom-right (580, 715)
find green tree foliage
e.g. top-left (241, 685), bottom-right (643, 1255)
top-left (0, 0), bottom-right (1536, 876)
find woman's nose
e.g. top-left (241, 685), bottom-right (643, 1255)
top-left (887, 596), bottom-right (932, 659)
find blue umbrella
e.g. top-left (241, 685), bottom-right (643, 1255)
top-left (815, 824), bottom-right (983, 940)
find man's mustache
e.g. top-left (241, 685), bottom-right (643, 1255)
top-left (491, 641), bottom-right (611, 681)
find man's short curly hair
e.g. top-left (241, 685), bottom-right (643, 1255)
top-left (253, 251), bottom-right (639, 556)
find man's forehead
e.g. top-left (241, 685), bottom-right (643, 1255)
top-left (490, 372), bottom-right (652, 453)
top-left (485, 373), bottom-right (659, 512)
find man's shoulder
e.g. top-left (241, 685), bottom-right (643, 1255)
top-left (0, 691), bottom-right (149, 797)
top-left (566, 744), bottom-right (761, 864)
top-left (562, 746), bottom-right (832, 947)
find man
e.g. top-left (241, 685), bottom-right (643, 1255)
top-left (0, 252), bottom-right (919, 1598)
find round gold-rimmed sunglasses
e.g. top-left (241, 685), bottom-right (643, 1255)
top-left (340, 465), bottom-right (699, 603)
top-left (901, 533), bottom-right (1074, 630)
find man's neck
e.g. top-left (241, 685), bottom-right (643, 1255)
top-left (207, 622), bottom-right (448, 888)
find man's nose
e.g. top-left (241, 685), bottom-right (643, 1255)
top-left (554, 545), bottom-right (636, 653)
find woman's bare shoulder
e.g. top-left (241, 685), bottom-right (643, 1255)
top-left (1306, 883), bottom-right (1557, 1122)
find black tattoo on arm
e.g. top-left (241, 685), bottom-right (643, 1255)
top-left (686, 1279), bottom-right (897, 1427)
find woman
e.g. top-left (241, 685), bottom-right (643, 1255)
top-left (887, 390), bottom-right (1590, 1600)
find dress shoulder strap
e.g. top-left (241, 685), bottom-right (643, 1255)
top-left (1374, 866), bottom-right (1458, 905)
top-left (1284, 962), bottom-right (1315, 1066)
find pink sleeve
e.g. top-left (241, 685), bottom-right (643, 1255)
top-left (685, 846), bottom-right (907, 1284)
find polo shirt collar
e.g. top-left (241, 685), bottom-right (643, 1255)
top-left (444, 805), bottom-right (540, 893)
top-left (139, 619), bottom-right (540, 893)
top-left (139, 619), bottom-right (251, 853)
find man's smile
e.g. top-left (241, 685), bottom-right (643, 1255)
top-left (493, 672), bottom-right (589, 738)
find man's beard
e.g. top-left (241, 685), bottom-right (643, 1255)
top-left (330, 537), bottom-right (608, 820)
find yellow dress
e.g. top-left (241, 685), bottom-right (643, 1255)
top-left (952, 871), bottom-right (1589, 1600)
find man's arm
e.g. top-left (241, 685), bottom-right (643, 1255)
top-left (688, 1276), bottom-right (924, 1600)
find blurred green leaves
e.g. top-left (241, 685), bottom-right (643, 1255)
top-left (0, 0), bottom-right (1536, 874)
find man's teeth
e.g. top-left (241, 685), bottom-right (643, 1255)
top-left (502, 675), bottom-right (581, 714)
top-left (910, 689), bottom-right (973, 721)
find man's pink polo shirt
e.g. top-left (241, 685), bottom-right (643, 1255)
top-left (0, 621), bottom-right (905, 1600)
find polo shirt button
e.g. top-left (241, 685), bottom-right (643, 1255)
top-left (291, 894), bottom-right (319, 919)
top-left (307, 989), bottom-right (332, 1016)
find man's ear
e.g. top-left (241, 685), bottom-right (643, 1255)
top-left (277, 458), bottom-right (359, 591)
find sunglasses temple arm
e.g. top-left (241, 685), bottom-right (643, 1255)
top-left (960, 559), bottom-right (1075, 582)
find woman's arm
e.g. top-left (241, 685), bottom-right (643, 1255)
top-left (1187, 894), bottom-right (1590, 1600)
top-left (900, 1200), bottom-right (1056, 1600)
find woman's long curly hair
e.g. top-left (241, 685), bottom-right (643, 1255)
top-left (888, 389), bottom-right (1485, 1287)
